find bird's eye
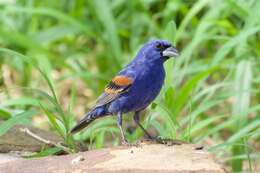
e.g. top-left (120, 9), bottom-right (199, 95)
top-left (155, 43), bottom-right (164, 50)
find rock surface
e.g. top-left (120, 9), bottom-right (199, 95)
top-left (0, 154), bottom-right (20, 164)
top-left (0, 143), bottom-right (225, 173)
top-left (0, 124), bottom-right (62, 153)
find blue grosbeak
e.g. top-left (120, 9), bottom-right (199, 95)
top-left (71, 39), bottom-right (179, 144)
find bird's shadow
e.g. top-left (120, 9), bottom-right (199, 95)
top-left (139, 137), bottom-right (188, 146)
top-left (132, 138), bottom-right (204, 150)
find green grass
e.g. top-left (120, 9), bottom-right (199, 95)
top-left (0, 0), bottom-right (259, 172)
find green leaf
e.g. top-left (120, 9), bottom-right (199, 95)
top-left (0, 108), bottom-right (11, 120)
top-left (0, 110), bottom-right (36, 136)
top-left (26, 147), bottom-right (62, 158)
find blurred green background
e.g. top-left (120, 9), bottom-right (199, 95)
top-left (0, 0), bottom-right (259, 172)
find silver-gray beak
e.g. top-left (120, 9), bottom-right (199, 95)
top-left (162, 47), bottom-right (179, 57)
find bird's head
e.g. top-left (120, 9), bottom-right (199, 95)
top-left (136, 39), bottom-right (179, 63)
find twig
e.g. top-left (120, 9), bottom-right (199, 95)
top-left (20, 128), bottom-right (71, 153)
top-left (20, 128), bottom-right (52, 145)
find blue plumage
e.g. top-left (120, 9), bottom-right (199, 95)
top-left (71, 39), bottom-right (179, 144)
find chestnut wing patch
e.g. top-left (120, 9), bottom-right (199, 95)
top-left (95, 75), bottom-right (133, 107)
top-left (105, 75), bottom-right (133, 94)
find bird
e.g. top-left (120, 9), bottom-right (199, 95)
top-left (70, 39), bottom-right (179, 144)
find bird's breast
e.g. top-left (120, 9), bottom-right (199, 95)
top-left (137, 66), bottom-right (165, 100)
top-left (121, 65), bottom-right (165, 111)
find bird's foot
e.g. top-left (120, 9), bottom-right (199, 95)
top-left (145, 137), bottom-right (203, 149)
top-left (138, 136), bottom-right (159, 144)
top-left (143, 137), bottom-right (188, 146)
top-left (156, 138), bottom-right (188, 146)
top-left (121, 139), bottom-right (140, 147)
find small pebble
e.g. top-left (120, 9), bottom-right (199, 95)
top-left (71, 155), bottom-right (85, 165)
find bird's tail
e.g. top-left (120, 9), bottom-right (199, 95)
top-left (70, 107), bottom-right (107, 134)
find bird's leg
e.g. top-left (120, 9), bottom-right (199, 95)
top-left (117, 112), bottom-right (128, 145)
top-left (133, 112), bottom-right (188, 145)
top-left (133, 111), bottom-right (154, 140)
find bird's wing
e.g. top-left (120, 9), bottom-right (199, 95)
top-left (94, 75), bottom-right (134, 108)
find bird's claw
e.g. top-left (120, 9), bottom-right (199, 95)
top-left (157, 138), bottom-right (189, 146)
top-left (121, 139), bottom-right (140, 147)
top-left (121, 139), bottom-right (129, 145)
top-left (142, 136), bottom-right (188, 146)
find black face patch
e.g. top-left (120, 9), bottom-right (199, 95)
top-left (155, 43), bottom-right (164, 50)
top-left (155, 42), bottom-right (171, 51)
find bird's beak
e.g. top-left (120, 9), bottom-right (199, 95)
top-left (162, 46), bottom-right (179, 57)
